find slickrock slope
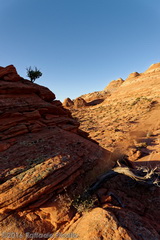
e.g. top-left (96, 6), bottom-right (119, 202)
top-left (75, 78), bottom-right (124, 105)
top-left (66, 63), bottom-right (160, 240)
top-left (104, 77), bottom-right (124, 92)
top-left (0, 65), bottom-right (113, 238)
top-left (71, 63), bottom-right (160, 105)
top-left (71, 63), bottom-right (160, 161)
top-left (1, 64), bottom-right (160, 240)
top-left (79, 90), bottom-right (110, 103)
top-left (107, 63), bottom-right (160, 101)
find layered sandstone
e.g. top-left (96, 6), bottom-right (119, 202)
top-left (107, 63), bottom-right (160, 101)
top-left (1, 64), bottom-right (160, 239)
top-left (104, 77), bottom-right (124, 92)
top-left (63, 97), bottom-right (87, 108)
top-left (63, 97), bottom-right (74, 108)
top-left (0, 65), bottom-right (113, 238)
top-left (74, 97), bottom-right (87, 108)
top-left (69, 63), bottom-right (160, 239)
top-left (74, 63), bottom-right (160, 105)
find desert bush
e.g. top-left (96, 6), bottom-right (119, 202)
top-left (72, 194), bottom-right (95, 213)
top-left (26, 66), bottom-right (42, 82)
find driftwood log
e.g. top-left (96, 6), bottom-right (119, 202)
top-left (87, 163), bottom-right (160, 196)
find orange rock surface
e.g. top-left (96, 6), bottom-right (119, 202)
top-left (66, 63), bottom-right (160, 239)
top-left (0, 65), bottom-right (113, 238)
top-left (0, 64), bottom-right (160, 239)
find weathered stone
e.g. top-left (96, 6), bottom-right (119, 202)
top-left (104, 78), bottom-right (124, 92)
top-left (74, 97), bottom-right (87, 108)
top-left (0, 65), bottom-right (22, 81)
top-left (0, 65), bottom-right (113, 238)
top-left (63, 98), bottom-right (74, 108)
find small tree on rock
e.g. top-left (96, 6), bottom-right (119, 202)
top-left (26, 66), bottom-right (42, 83)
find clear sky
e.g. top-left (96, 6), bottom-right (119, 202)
top-left (1, 0), bottom-right (160, 101)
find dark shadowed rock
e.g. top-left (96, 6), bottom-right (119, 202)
top-left (0, 65), bottom-right (22, 82)
top-left (0, 65), bottom-right (113, 238)
top-left (63, 97), bottom-right (74, 108)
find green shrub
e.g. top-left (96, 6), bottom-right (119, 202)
top-left (26, 66), bottom-right (42, 82)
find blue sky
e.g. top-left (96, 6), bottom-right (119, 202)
top-left (1, 0), bottom-right (160, 101)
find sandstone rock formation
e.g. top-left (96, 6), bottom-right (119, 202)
top-left (0, 65), bottom-right (22, 81)
top-left (125, 71), bottom-right (140, 80)
top-left (71, 63), bottom-right (160, 164)
top-left (108, 63), bottom-right (160, 101)
top-left (1, 64), bottom-right (160, 239)
top-left (104, 77), bottom-right (124, 92)
top-left (63, 97), bottom-right (74, 108)
top-left (73, 78), bottom-right (124, 106)
top-left (0, 65), bottom-right (113, 238)
top-left (57, 206), bottom-right (159, 240)
top-left (144, 62), bottom-right (160, 73)
top-left (63, 97), bottom-right (88, 108)
top-left (80, 91), bottom-right (111, 107)
top-left (58, 208), bottom-right (133, 240)
top-left (76, 63), bottom-right (160, 105)
top-left (74, 97), bottom-right (87, 108)
top-left (69, 63), bottom-right (160, 239)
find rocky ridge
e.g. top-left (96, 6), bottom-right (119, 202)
top-left (104, 77), bottom-right (124, 92)
top-left (107, 63), bottom-right (160, 101)
top-left (0, 65), bottom-right (113, 238)
top-left (70, 63), bottom-right (160, 164)
top-left (72, 63), bottom-right (160, 104)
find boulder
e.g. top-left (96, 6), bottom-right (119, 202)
top-left (74, 97), bottom-right (87, 108)
top-left (63, 97), bottom-right (74, 108)
top-left (126, 72), bottom-right (140, 80)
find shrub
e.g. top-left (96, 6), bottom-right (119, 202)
top-left (72, 194), bottom-right (95, 213)
top-left (26, 66), bottom-right (42, 82)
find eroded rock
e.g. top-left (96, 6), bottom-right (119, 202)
top-left (0, 65), bottom-right (113, 238)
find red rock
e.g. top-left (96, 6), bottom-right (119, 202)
top-left (126, 72), bottom-right (140, 79)
top-left (104, 78), bottom-right (124, 92)
top-left (74, 97), bottom-right (87, 108)
top-left (28, 121), bottom-right (46, 133)
top-left (0, 65), bottom-right (22, 81)
top-left (59, 208), bottom-right (135, 240)
top-left (1, 63), bottom-right (160, 239)
top-left (64, 62), bottom-right (160, 240)
top-left (23, 110), bottom-right (41, 120)
top-left (63, 98), bottom-right (74, 108)
top-left (144, 62), bottom-right (160, 73)
top-left (0, 80), bottom-right (55, 102)
top-left (0, 65), bottom-right (114, 237)
top-left (0, 66), bottom-right (74, 140)
top-left (1, 124), bottom-right (29, 140)
top-left (44, 114), bottom-right (58, 120)
top-left (0, 138), bottom-right (16, 152)
top-left (0, 143), bottom-right (11, 152)
top-left (106, 62), bottom-right (160, 101)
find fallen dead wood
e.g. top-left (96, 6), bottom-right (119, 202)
top-left (113, 166), bottom-right (159, 184)
top-left (87, 165), bottom-right (160, 195)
